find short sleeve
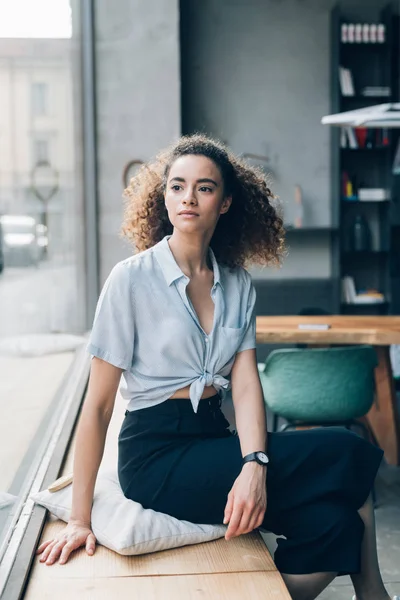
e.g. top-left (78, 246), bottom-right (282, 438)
top-left (86, 262), bottom-right (135, 370)
top-left (236, 279), bottom-right (257, 353)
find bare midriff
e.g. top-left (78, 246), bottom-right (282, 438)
top-left (169, 384), bottom-right (218, 400)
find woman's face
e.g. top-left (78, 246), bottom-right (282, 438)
top-left (164, 154), bottom-right (232, 234)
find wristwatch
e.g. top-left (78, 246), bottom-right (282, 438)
top-left (242, 451), bottom-right (269, 467)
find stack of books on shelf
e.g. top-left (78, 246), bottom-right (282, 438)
top-left (340, 126), bottom-right (390, 149)
top-left (341, 23), bottom-right (386, 44)
top-left (361, 86), bottom-right (391, 97)
top-left (342, 276), bottom-right (385, 304)
top-left (338, 67), bottom-right (391, 98)
top-left (341, 127), bottom-right (357, 148)
top-left (358, 188), bottom-right (390, 201)
top-left (342, 171), bottom-right (390, 202)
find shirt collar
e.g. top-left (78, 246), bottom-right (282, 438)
top-left (154, 235), bottom-right (223, 290)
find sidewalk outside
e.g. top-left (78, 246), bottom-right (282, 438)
top-left (0, 352), bottom-right (76, 494)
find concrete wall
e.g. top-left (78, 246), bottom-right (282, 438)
top-left (180, 0), bottom-right (389, 279)
top-left (95, 0), bottom-right (181, 281)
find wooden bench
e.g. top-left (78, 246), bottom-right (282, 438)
top-left (24, 393), bottom-right (290, 599)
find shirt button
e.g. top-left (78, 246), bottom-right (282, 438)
top-left (204, 337), bottom-right (209, 343)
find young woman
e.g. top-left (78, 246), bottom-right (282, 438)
top-left (37, 135), bottom-right (393, 600)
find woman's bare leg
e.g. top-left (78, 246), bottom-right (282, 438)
top-left (280, 572), bottom-right (337, 600)
top-left (351, 495), bottom-right (390, 600)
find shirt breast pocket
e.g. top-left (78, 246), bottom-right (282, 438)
top-left (218, 325), bottom-right (247, 367)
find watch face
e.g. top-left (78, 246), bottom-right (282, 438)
top-left (256, 452), bottom-right (269, 464)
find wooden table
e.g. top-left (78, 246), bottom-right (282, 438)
top-left (256, 316), bottom-right (400, 466)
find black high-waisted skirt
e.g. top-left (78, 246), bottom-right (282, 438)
top-left (118, 394), bottom-right (383, 575)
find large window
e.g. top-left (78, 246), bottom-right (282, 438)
top-left (31, 82), bottom-right (48, 116)
top-left (0, 0), bottom-right (87, 590)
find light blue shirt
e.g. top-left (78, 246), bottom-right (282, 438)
top-left (87, 235), bottom-right (257, 413)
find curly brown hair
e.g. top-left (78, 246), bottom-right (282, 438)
top-left (121, 134), bottom-right (286, 269)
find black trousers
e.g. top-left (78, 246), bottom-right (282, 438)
top-left (118, 394), bottom-right (383, 575)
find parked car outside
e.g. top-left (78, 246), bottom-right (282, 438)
top-left (0, 215), bottom-right (41, 267)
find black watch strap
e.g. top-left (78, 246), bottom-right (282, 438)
top-left (242, 451), bottom-right (269, 466)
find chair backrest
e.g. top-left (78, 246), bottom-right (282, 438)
top-left (260, 345), bottom-right (377, 422)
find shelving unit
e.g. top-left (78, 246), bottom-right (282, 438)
top-left (330, 4), bottom-right (400, 315)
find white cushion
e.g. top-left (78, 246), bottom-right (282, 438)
top-left (31, 469), bottom-right (227, 555)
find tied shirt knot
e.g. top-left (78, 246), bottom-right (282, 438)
top-left (189, 371), bottom-right (230, 413)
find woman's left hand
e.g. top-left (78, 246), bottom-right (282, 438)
top-left (223, 463), bottom-right (267, 540)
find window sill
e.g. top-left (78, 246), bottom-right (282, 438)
top-left (0, 344), bottom-right (90, 600)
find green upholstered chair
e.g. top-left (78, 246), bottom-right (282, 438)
top-left (257, 345), bottom-right (378, 436)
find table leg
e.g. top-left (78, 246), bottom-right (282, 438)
top-left (366, 346), bottom-right (400, 466)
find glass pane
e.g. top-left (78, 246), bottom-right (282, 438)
top-left (32, 82), bottom-right (49, 116)
top-left (0, 0), bottom-right (85, 549)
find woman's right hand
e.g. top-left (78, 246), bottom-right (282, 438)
top-left (36, 520), bottom-right (96, 565)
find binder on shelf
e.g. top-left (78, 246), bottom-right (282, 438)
top-left (345, 69), bottom-right (354, 95)
top-left (339, 67), bottom-right (355, 96)
top-left (347, 127), bottom-right (358, 148)
top-left (365, 129), bottom-right (375, 149)
top-left (340, 127), bottom-right (348, 148)
top-left (381, 128), bottom-right (390, 146)
top-left (392, 138), bottom-right (400, 175)
top-left (342, 276), bottom-right (357, 303)
top-left (354, 128), bottom-right (367, 148)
